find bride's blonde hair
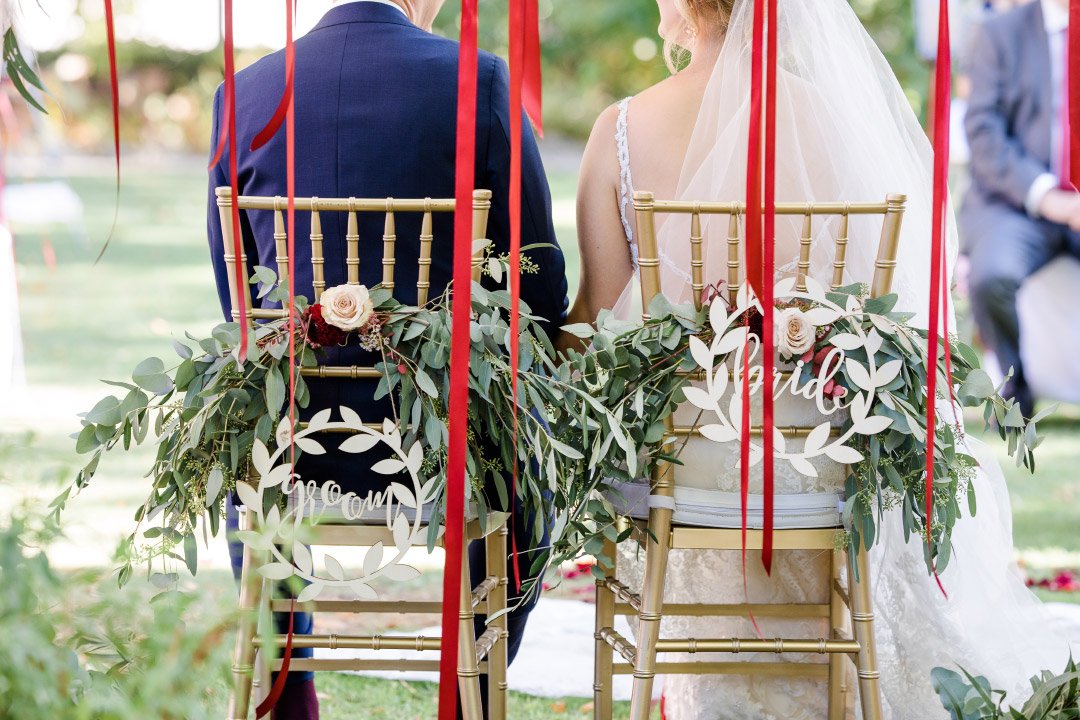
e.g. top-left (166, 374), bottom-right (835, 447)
top-left (665, 0), bottom-right (736, 72)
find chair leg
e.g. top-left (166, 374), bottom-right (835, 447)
top-left (227, 508), bottom-right (265, 720)
top-left (458, 543), bottom-right (485, 720)
top-left (849, 547), bottom-right (883, 720)
top-left (630, 463), bottom-right (675, 720)
top-left (593, 537), bottom-right (617, 720)
top-left (827, 548), bottom-right (848, 720)
top-left (485, 522), bottom-right (509, 720)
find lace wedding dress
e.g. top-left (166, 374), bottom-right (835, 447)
top-left (607, 1), bottom-right (1080, 717)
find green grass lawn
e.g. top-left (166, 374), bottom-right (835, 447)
top-left (3, 165), bottom-right (1078, 715)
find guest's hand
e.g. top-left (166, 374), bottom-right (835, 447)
top-left (1038, 189), bottom-right (1080, 229)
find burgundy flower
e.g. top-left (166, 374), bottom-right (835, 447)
top-left (303, 304), bottom-right (348, 348)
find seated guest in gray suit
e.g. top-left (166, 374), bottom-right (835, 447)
top-left (962, 0), bottom-right (1076, 419)
top-left (206, 1), bottom-right (568, 717)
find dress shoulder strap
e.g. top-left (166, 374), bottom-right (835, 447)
top-left (614, 97), bottom-right (639, 268)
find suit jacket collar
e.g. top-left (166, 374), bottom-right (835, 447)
top-left (313, 1), bottom-right (416, 32)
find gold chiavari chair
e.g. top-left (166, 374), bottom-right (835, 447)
top-left (593, 191), bottom-right (907, 720)
top-left (216, 187), bottom-right (508, 720)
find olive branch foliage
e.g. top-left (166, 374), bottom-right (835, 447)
top-left (3, 27), bottom-right (49, 113)
top-left (932, 659), bottom-right (1080, 720)
top-left (58, 252), bottom-right (637, 595)
top-left (547, 284), bottom-right (1043, 578)
top-left (59, 262), bottom-right (1041, 593)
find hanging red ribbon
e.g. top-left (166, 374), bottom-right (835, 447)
top-left (249, 41), bottom-right (295, 152)
top-left (522, 0), bottom-right (543, 135)
top-left (1069, 0), bottom-right (1079, 190)
top-left (437, 1), bottom-right (479, 717)
top-left (254, 2), bottom-right (298, 716)
top-left (96, 0), bottom-right (120, 262)
top-left (208, 0), bottom-right (250, 361)
top-left (255, 599), bottom-right (295, 718)
top-left (760, 0), bottom-right (777, 575)
top-left (924, 0), bottom-right (951, 591)
top-left (104, 0), bottom-right (119, 191)
top-left (741, 0), bottom-right (764, 586)
top-left (742, 0), bottom-right (776, 579)
top-left (508, 0), bottom-right (525, 592)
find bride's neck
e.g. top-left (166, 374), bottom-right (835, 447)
top-left (683, 35), bottom-right (723, 75)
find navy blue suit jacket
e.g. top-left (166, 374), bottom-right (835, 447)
top-left (206, 2), bottom-right (568, 492)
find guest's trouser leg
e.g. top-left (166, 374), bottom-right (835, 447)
top-left (226, 499), bottom-right (315, 686)
top-left (966, 206), bottom-right (1066, 417)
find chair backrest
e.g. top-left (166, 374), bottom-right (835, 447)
top-left (632, 191), bottom-right (908, 497)
top-left (214, 187), bottom-right (491, 381)
top-left (632, 191), bottom-right (907, 316)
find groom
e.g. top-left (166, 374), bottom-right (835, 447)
top-left (205, 0), bottom-right (568, 717)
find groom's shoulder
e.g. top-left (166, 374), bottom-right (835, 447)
top-left (223, 30), bottom-right (505, 111)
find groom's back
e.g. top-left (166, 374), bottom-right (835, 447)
top-left (236, 3), bottom-right (463, 205)
top-left (212, 2), bottom-right (474, 308)
top-left (206, 2), bottom-right (567, 492)
top-left (209, 0), bottom-right (567, 344)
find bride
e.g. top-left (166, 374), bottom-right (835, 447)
top-left (564, 0), bottom-right (1080, 717)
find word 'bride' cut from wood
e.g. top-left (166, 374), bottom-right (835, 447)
top-left (687, 277), bottom-right (896, 477)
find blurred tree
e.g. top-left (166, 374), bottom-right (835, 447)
top-left (11, 0), bottom-right (929, 152)
top-left (433, 0), bottom-right (929, 138)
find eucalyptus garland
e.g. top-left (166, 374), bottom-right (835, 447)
top-left (62, 264), bottom-right (1040, 590)
top-left (548, 283), bottom-right (1041, 577)
top-left (60, 256), bottom-right (619, 589)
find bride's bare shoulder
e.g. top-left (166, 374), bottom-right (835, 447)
top-left (579, 102), bottom-right (624, 185)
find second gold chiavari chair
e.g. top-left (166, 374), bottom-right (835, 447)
top-left (216, 188), bottom-right (509, 720)
top-left (593, 190), bottom-right (907, 720)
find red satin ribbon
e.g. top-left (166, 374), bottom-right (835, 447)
top-left (208, 0), bottom-right (250, 361)
top-left (924, 0), bottom-right (951, 593)
top-left (508, 0), bottom-right (542, 593)
top-left (741, 0), bottom-right (763, 587)
top-left (438, 1), bottom-right (479, 717)
top-left (522, 0), bottom-right (543, 135)
top-left (508, 0), bottom-right (525, 593)
top-left (249, 35), bottom-right (295, 152)
top-left (98, 0), bottom-right (119, 262)
top-left (760, 0), bottom-right (778, 576)
top-left (255, 599), bottom-right (295, 719)
top-left (254, 3), bottom-right (298, 716)
top-left (742, 0), bottom-right (776, 579)
top-left (1069, 0), bottom-right (1079, 190)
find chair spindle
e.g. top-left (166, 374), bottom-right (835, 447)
top-left (726, 207), bottom-right (741, 306)
top-left (870, 194), bottom-right (907, 299)
top-left (273, 199), bottom-right (289, 283)
top-left (633, 192), bottom-right (660, 320)
top-left (471, 190), bottom-right (493, 283)
top-left (382, 200), bottom-right (397, 291)
top-left (310, 199), bottom-right (326, 299)
top-left (690, 208), bottom-right (704, 311)
top-left (831, 208), bottom-right (849, 290)
top-left (796, 208), bottom-right (813, 292)
top-left (417, 204), bottom-right (434, 305)
top-left (216, 186), bottom-right (255, 328)
top-left (347, 200), bottom-right (360, 285)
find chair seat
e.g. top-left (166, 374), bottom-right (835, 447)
top-left (608, 479), bottom-right (843, 530)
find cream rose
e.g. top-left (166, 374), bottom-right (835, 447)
top-left (776, 307), bottom-right (815, 358)
top-left (319, 284), bottom-right (374, 331)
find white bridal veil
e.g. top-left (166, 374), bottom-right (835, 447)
top-left (649, 0), bottom-right (955, 327)
top-left (632, 0), bottom-right (1079, 715)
